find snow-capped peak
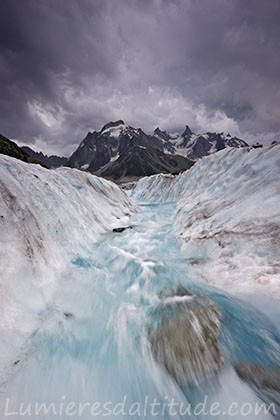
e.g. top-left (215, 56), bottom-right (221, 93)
top-left (100, 120), bottom-right (127, 138)
top-left (153, 127), bottom-right (170, 141)
top-left (182, 125), bottom-right (193, 138)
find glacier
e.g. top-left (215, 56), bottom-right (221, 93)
top-left (0, 147), bottom-right (279, 419)
top-left (0, 155), bottom-right (134, 382)
top-left (133, 144), bottom-right (280, 299)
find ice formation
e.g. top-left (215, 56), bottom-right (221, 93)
top-left (133, 145), bottom-right (280, 298)
top-left (0, 155), bottom-right (134, 378)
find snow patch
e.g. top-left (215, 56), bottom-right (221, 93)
top-left (81, 163), bottom-right (89, 170)
top-left (110, 154), bottom-right (120, 162)
top-left (101, 123), bottom-right (126, 138)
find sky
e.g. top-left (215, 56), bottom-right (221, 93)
top-left (0, 0), bottom-right (279, 156)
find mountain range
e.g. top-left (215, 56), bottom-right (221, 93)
top-left (67, 120), bottom-right (249, 179)
top-left (21, 146), bottom-right (68, 169)
top-left (0, 121), bottom-right (249, 180)
top-left (0, 133), bottom-right (47, 167)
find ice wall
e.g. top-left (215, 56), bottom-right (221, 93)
top-left (133, 173), bottom-right (178, 202)
top-left (133, 145), bottom-right (280, 298)
top-left (0, 155), bottom-right (134, 378)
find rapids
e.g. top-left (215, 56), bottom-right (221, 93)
top-left (0, 200), bottom-right (279, 419)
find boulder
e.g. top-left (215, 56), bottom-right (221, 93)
top-left (149, 287), bottom-right (223, 385)
top-left (235, 363), bottom-right (280, 391)
top-left (113, 226), bottom-right (132, 233)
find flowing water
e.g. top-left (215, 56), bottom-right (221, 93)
top-left (0, 201), bottom-right (280, 419)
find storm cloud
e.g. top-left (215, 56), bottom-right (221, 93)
top-left (0, 0), bottom-right (279, 155)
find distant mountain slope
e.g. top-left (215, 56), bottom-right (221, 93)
top-left (21, 146), bottom-right (68, 169)
top-left (0, 133), bottom-right (47, 167)
top-left (153, 125), bottom-right (248, 161)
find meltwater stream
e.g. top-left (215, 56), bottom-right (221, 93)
top-left (0, 201), bottom-right (280, 419)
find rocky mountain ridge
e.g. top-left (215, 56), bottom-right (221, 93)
top-left (67, 120), bottom-right (248, 179)
top-left (1, 121), bottom-right (249, 180)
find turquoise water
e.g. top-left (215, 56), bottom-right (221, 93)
top-left (0, 202), bottom-right (279, 419)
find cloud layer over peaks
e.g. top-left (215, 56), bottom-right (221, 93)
top-left (0, 0), bottom-right (279, 155)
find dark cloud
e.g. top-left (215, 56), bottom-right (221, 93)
top-left (0, 0), bottom-right (279, 155)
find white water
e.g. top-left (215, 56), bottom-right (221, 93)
top-left (0, 199), bottom-right (279, 419)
